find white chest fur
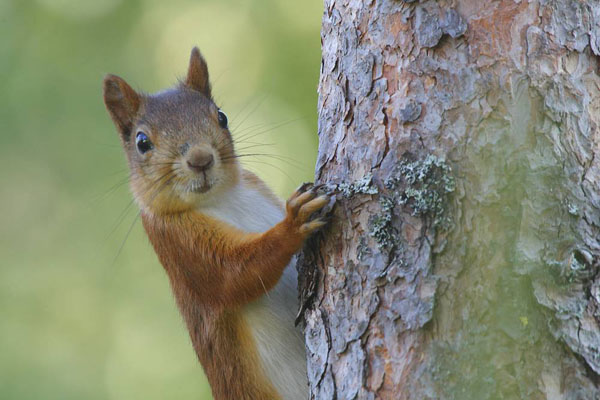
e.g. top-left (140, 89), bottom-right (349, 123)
top-left (200, 183), bottom-right (285, 232)
top-left (198, 183), bottom-right (308, 400)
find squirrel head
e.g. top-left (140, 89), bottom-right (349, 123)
top-left (103, 47), bottom-right (239, 215)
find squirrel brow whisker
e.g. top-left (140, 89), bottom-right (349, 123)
top-left (91, 176), bottom-right (131, 205)
top-left (230, 94), bottom-right (269, 131)
top-left (223, 153), bottom-right (305, 170)
top-left (233, 158), bottom-right (295, 184)
top-left (111, 210), bottom-right (141, 267)
top-left (104, 197), bottom-right (137, 243)
top-left (233, 117), bottom-right (303, 144)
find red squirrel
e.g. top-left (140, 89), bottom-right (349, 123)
top-left (102, 48), bottom-right (331, 400)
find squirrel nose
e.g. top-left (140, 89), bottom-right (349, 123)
top-left (186, 148), bottom-right (214, 173)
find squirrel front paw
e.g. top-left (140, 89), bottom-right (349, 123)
top-left (285, 183), bottom-right (332, 236)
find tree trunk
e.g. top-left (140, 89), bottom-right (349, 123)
top-left (298, 1), bottom-right (600, 399)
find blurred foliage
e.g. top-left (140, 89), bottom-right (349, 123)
top-left (0, 0), bottom-right (322, 398)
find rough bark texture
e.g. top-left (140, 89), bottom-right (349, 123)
top-left (298, 1), bottom-right (600, 399)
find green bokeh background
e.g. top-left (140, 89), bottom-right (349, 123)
top-left (0, 0), bottom-right (322, 398)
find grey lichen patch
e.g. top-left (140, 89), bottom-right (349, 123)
top-left (369, 196), bottom-right (397, 250)
top-left (337, 173), bottom-right (379, 197)
top-left (567, 202), bottom-right (579, 216)
top-left (568, 252), bottom-right (587, 277)
top-left (545, 248), bottom-right (595, 284)
top-left (566, 249), bottom-right (595, 283)
top-left (388, 155), bottom-right (455, 228)
top-left (366, 155), bottom-right (455, 251)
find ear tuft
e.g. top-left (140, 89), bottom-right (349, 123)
top-left (103, 74), bottom-right (141, 141)
top-left (185, 47), bottom-right (211, 97)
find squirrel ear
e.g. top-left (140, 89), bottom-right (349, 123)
top-left (103, 74), bottom-right (141, 141)
top-left (185, 47), bottom-right (211, 97)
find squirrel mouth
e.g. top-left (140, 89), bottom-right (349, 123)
top-left (189, 179), bottom-right (211, 194)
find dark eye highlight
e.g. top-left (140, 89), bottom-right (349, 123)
top-left (217, 110), bottom-right (228, 129)
top-left (135, 131), bottom-right (153, 154)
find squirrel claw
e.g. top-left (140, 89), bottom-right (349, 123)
top-left (299, 219), bottom-right (327, 235)
top-left (298, 195), bottom-right (329, 221)
top-left (286, 186), bottom-right (333, 235)
top-left (297, 182), bottom-right (313, 193)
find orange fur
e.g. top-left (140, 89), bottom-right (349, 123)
top-left (143, 204), bottom-right (306, 309)
top-left (141, 184), bottom-right (325, 399)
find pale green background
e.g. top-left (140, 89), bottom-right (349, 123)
top-left (0, 0), bottom-right (322, 398)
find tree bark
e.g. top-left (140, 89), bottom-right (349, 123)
top-left (298, 1), bottom-right (600, 399)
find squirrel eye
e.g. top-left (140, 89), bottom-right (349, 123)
top-left (135, 131), bottom-right (153, 154)
top-left (217, 110), bottom-right (228, 129)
